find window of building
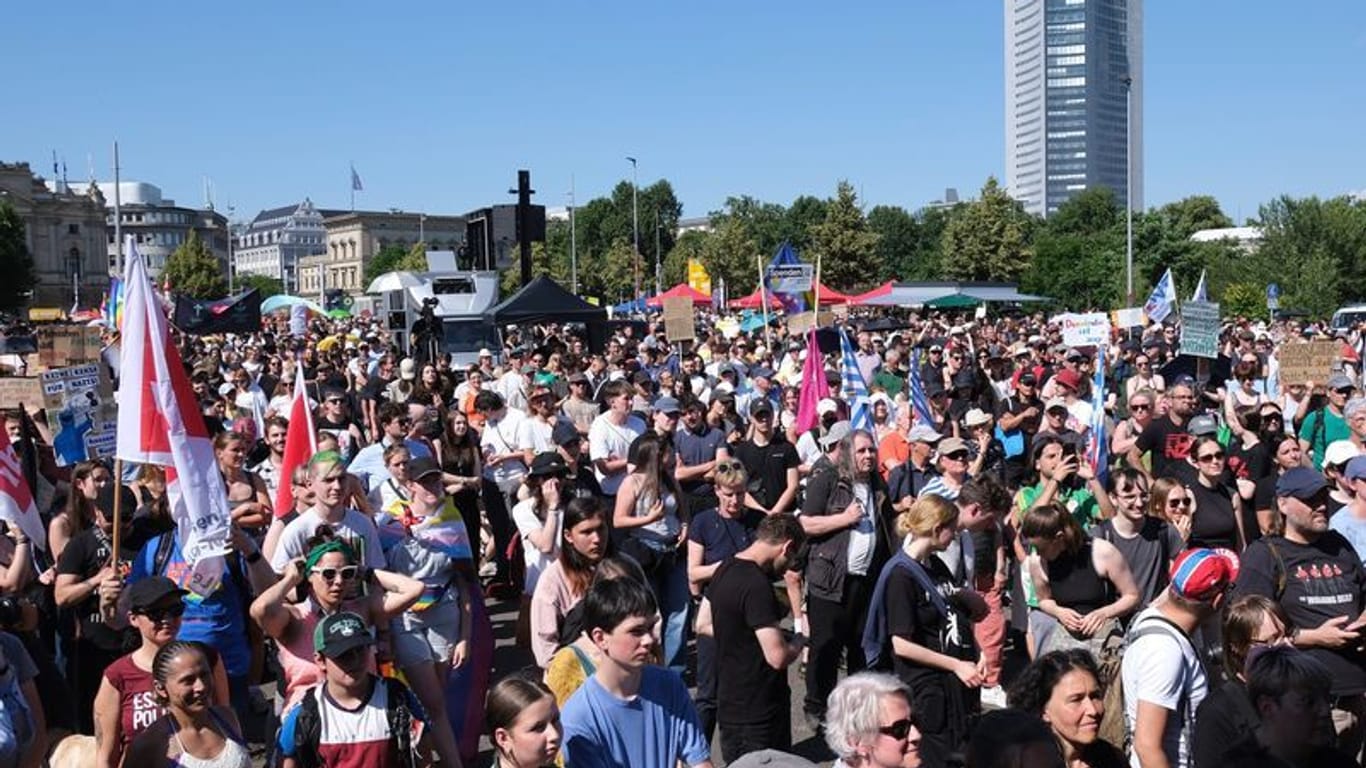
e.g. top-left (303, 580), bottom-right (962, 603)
top-left (68, 223), bottom-right (79, 235)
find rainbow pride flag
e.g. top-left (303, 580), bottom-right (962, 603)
top-left (105, 277), bottom-right (126, 330)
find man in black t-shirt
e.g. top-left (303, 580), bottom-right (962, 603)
top-left (315, 386), bottom-right (366, 462)
top-left (52, 483), bottom-right (141, 735)
top-left (1130, 380), bottom-right (1199, 480)
top-left (707, 513), bottom-right (807, 763)
top-left (996, 371), bottom-right (1043, 488)
top-left (1231, 467), bottom-right (1366, 756)
top-left (733, 399), bottom-right (801, 515)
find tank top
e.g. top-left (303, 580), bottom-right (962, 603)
top-left (276, 598), bottom-right (369, 711)
top-left (1045, 542), bottom-right (1110, 615)
top-left (169, 710), bottom-right (251, 768)
top-left (104, 654), bottom-right (161, 760)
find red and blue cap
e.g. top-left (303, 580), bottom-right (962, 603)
top-left (1169, 548), bottom-right (1240, 601)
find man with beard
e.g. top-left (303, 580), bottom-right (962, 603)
top-left (1129, 380), bottom-right (1199, 480)
top-left (707, 513), bottom-right (808, 761)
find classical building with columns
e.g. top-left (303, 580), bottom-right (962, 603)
top-left (0, 162), bottom-right (111, 310)
top-left (297, 210), bottom-right (466, 297)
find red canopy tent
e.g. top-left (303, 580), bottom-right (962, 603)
top-left (646, 283), bottom-right (711, 308)
top-left (848, 280), bottom-right (894, 305)
top-left (728, 284), bottom-right (852, 310)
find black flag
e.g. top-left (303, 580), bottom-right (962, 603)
top-left (174, 289), bottom-right (263, 335)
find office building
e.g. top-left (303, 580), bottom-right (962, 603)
top-left (234, 199), bottom-right (339, 294)
top-left (1005, 0), bottom-right (1142, 217)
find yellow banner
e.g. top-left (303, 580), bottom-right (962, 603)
top-left (687, 259), bottom-right (711, 295)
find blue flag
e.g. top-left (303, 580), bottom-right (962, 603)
top-left (1143, 268), bottom-right (1177, 323)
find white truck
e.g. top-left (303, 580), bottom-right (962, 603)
top-left (370, 263), bottom-right (501, 370)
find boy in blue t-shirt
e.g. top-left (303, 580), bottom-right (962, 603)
top-left (560, 578), bottom-right (712, 768)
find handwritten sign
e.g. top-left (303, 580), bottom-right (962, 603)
top-left (40, 364), bottom-right (117, 466)
top-left (661, 297), bottom-right (695, 342)
top-left (1111, 307), bottom-right (1145, 329)
top-left (1179, 301), bottom-right (1221, 359)
top-left (0, 377), bottom-right (44, 409)
top-left (37, 325), bottom-right (103, 369)
top-left (1278, 341), bottom-right (1339, 386)
top-left (1060, 312), bottom-right (1111, 347)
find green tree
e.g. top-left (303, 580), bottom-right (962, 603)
top-left (363, 244), bottom-right (411, 287)
top-left (162, 229), bottom-right (227, 299)
top-left (1220, 283), bottom-right (1265, 320)
top-left (235, 273), bottom-right (283, 297)
top-left (0, 200), bottom-right (36, 313)
top-left (396, 242), bottom-right (430, 272)
top-left (939, 178), bottom-right (1034, 283)
top-left (783, 195), bottom-right (828, 254)
top-left (709, 196), bottom-right (789, 260)
top-left (866, 204), bottom-right (920, 282)
top-left (807, 181), bottom-right (880, 291)
top-left (663, 230), bottom-right (709, 289)
top-left (701, 218), bottom-right (760, 298)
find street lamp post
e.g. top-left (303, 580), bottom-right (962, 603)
top-left (627, 156), bottom-right (640, 299)
top-left (654, 209), bottom-right (662, 294)
top-left (1123, 75), bottom-right (1134, 306)
top-left (568, 175), bottom-right (578, 295)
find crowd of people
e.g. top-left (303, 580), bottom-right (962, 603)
top-left (2, 305), bottom-right (1366, 768)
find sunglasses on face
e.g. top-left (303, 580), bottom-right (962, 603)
top-left (1334, 388), bottom-right (1354, 396)
top-left (943, 451), bottom-right (969, 461)
top-left (1197, 451), bottom-right (1226, 463)
top-left (1131, 403), bottom-right (1152, 412)
top-left (138, 602), bottom-right (186, 622)
top-left (312, 565), bottom-right (359, 582)
top-left (879, 718), bottom-right (917, 740)
top-left (1167, 497), bottom-right (1191, 508)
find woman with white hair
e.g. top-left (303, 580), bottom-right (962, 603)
top-left (823, 671), bottom-right (925, 768)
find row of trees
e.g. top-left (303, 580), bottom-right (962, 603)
top-left (520, 175), bottom-right (1366, 317)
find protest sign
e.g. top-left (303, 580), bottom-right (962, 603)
top-left (1277, 341), bottom-right (1339, 386)
top-left (764, 263), bottom-right (813, 294)
top-left (0, 377), bottom-right (44, 409)
top-left (1060, 312), bottom-right (1111, 347)
top-left (37, 325), bottom-right (103, 369)
top-left (661, 297), bottom-right (695, 342)
top-left (1112, 307), bottom-right (1145, 328)
top-left (41, 364), bottom-right (118, 466)
top-left (1179, 301), bottom-right (1221, 359)
top-left (289, 303), bottom-right (308, 337)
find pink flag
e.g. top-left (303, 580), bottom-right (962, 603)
top-left (115, 237), bottom-right (232, 594)
top-left (794, 329), bottom-right (831, 435)
top-left (0, 427), bottom-right (45, 549)
top-left (273, 369), bottom-right (317, 517)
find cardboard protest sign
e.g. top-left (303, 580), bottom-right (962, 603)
top-left (1179, 302), bottom-right (1220, 359)
top-left (0, 378), bottom-right (44, 410)
top-left (661, 297), bottom-right (695, 342)
top-left (41, 364), bottom-right (118, 466)
top-left (37, 325), bottom-right (103, 369)
top-left (1277, 341), bottom-right (1339, 386)
top-left (1112, 307), bottom-right (1145, 328)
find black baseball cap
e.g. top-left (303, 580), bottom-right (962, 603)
top-left (128, 576), bottom-right (189, 614)
top-left (530, 452), bottom-right (569, 477)
top-left (552, 420), bottom-right (581, 447)
top-left (407, 457), bottom-right (442, 483)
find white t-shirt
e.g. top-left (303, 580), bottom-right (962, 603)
top-left (268, 507), bottom-right (387, 573)
top-left (588, 414), bottom-right (645, 495)
top-left (512, 498), bottom-right (562, 595)
top-left (1121, 607), bottom-right (1208, 768)
top-left (516, 416), bottom-right (556, 456)
top-left (481, 408), bottom-right (529, 491)
top-left (845, 481), bottom-right (877, 576)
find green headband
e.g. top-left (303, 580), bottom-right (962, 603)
top-left (304, 540), bottom-right (356, 572)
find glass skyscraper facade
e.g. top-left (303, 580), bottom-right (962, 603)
top-left (1005, 0), bottom-right (1142, 217)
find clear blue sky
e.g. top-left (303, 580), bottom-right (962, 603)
top-left (3, 1), bottom-right (1362, 225)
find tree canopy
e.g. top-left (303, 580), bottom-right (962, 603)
top-left (162, 229), bottom-right (227, 299)
top-left (0, 200), bottom-right (36, 314)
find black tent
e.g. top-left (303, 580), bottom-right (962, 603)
top-left (485, 276), bottom-right (609, 349)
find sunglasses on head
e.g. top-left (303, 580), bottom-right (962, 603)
top-left (312, 565), bottom-right (359, 582)
top-left (879, 718), bottom-right (917, 740)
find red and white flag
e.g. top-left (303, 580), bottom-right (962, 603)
top-left (0, 427), bottom-right (45, 550)
top-left (273, 368), bottom-right (317, 517)
top-left (116, 237), bottom-right (231, 594)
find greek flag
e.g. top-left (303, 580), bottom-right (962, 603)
top-left (1086, 346), bottom-right (1108, 483)
top-left (908, 349), bottom-right (935, 428)
top-left (1143, 268), bottom-right (1178, 323)
top-left (838, 328), bottom-right (874, 432)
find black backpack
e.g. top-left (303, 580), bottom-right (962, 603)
top-left (292, 676), bottom-right (416, 768)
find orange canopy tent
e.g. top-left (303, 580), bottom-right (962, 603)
top-left (646, 283), bottom-right (711, 308)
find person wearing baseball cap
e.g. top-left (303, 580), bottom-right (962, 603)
top-left (1124, 547), bottom-right (1240, 768)
top-left (278, 611), bottom-right (433, 768)
top-left (1229, 466), bottom-right (1366, 726)
top-left (1301, 373), bottom-right (1355, 471)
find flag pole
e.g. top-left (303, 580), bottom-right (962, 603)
top-left (814, 253), bottom-right (823, 324)
top-left (757, 255), bottom-right (771, 350)
top-left (110, 458), bottom-right (123, 565)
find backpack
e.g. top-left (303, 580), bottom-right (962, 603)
top-left (1099, 613), bottom-right (1197, 753)
top-left (0, 645), bottom-right (35, 767)
top-left (293, 676), bottom-right (416, 768)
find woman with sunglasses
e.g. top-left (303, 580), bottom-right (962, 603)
top-left (1007, 649), bottom-right (1126, 768)
top-left (1150, 476), bottom-right (1195, 542)
top-left (1111, 389), bottom-right (1156, 459)
top-left (1193, 595), bottom-right (1291, 768)
top-left (823, 672), bottom-right (924, 768)
top-left (1124, 355), bottom-right (1165, 406)
top-left (1187, 435), bottom-right (1246, 551)
top-left (94, 576), bottom-right (229, 768)
top-left (250, 532), bottom-right (423, 712)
